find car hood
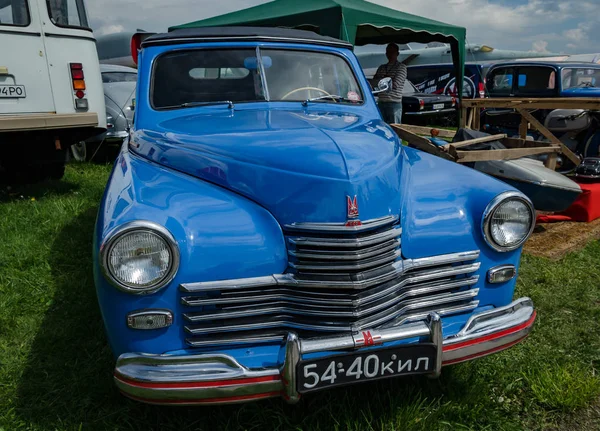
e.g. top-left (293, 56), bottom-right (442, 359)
top-left (131, 108), bottom-right (403, 225)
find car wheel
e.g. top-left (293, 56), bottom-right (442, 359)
top-left (71, 141), bottom-right (87, 162)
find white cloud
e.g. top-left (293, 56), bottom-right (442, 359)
top-left (96, 24), bottom-right (125, 36)
top-left (532, 40), bottom-right (549, 53)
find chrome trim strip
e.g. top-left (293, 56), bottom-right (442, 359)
top-left (115, 353), bottom-right (278, 383)
top-left (288, 227), bottom-right (402, 249)
top-left (179, 250), bottom-right (480, 292)
top-left (99, 220), bottom-right (180, 295)
top-left (481, 192), bottom-right (535, 253)
top-left (427, 313), bottom-right (443, 378)
top-left (284, 215), bottom-right (398, 232)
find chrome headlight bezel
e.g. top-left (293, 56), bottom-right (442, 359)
top-left (482, 192), bottom-right (535, 252)
top-left (99, 221), bottom-right (180, 294)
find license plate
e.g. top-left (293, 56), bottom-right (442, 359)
top-left (297, 344), bottom-right (436, 393)
top-left (0, 85), bottom-right (26, 98)
top-left (433, 103), bottom-right (445, 110)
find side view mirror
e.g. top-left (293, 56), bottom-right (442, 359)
top-left (372, 77), bottom-right (392, 95)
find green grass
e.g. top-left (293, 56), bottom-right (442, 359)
top-left (0, 163), bottom-right (599, 431)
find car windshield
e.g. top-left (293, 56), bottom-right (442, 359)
top-left (152, 48), bottom-right (364, 109)
top-left (102, 72), bottom-right (137, 83)
top-left (561, 68), bottom-right (600, 89)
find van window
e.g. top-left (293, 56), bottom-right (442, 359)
top-left (47, 0), bottom-right (89, 28)
top-left (561, 68), bottom-right (600, 89)
top-left (487, 68), bottom-right (514, 96)
top-left (0, 0), bottom-right (30, 26)
top-left (514, 67), bottom-right (556, 96)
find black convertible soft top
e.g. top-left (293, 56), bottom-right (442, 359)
top-left (142, 26), bottom-right (353, 49)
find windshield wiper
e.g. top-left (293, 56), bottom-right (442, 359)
top-left (178, 100), bottom-right (235, 109)
top-left (302, 95), bottom-right (355, 106)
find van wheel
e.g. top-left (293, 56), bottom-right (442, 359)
top-left (71, 141), bottom-right (87, 162)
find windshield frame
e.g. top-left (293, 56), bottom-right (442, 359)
top-left (45, 0), bottom-right (91, 32)
top-left (0, 0), bottom-right (31, 27)
top-left (149, 46), bottom-right (365, 111)
top-left (560, 67), bottom-right (600, 90)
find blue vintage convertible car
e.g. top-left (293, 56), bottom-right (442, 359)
top-left (94, 27), bottom-right (537, 405)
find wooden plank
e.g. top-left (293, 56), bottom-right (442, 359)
top-left (545, 152), bottom-right (558, 170)
top-left (517, 109), bottom-right (580, 165)
top-left (454, 146), bottom-right (560, 163)
top-left (519, 117), bottom-right (528, 140)
top-left (472, 107), bottom-right (481, 131)
top-left (459, 106), bottom-right (467, 129)
top-left (443, 134), bottom-right (507, 150)
top-left (392, 124), bottom-right (456, 138)
top-left (502, 137), bottom-right (556, 149)
top-left (391, 125), bottom-right (455, 161)
top-left (462, 97), bottom-right (600, 110)
top-left (466, 108), bottom-right (474, 129)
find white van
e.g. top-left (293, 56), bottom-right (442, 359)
top-left (0, 0), bottom-right (106, 182)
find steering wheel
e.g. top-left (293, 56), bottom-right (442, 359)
top-left (281, 87), bottom-right (336, 101)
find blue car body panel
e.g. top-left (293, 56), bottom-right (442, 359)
top-left (95, 38), bottom-right (526, 371)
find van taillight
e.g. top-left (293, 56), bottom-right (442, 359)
top-left (70, 63), bottom-right (88, 110)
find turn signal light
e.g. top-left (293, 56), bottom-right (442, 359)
top-left (487, 265), bottom-right (517, 284)
top-left (73, 79), bottom-right (86, 90)
top-left (127, 310), bottom-right (173, 330)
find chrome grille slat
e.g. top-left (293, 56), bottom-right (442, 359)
top-left (289, 249), bottom-right (401, 271)
top-left (289, 239), bottom-right (400, 260)
top-left (185, 294), bottom-right (480, 336)
top-left (183, 276), bottom-right (479, 322)
top-left (288, 227), bottom-right (402, 249)
top-left (180, 250), bottom-right (480, 292)
top-left (181, 272), bottom-right (479, 308)
top-left (181, 217), bottom-right (482, 348)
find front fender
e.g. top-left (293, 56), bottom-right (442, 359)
top-left (400, 147), bottom-right (525, 311)
top-left (93, 150), bottom-right (287, 356)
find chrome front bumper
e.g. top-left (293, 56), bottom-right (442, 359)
top-left (114, 298), bottom-right (535, 405)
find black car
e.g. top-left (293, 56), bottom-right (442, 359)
top-left (402, 80), bottom-right (456, 123)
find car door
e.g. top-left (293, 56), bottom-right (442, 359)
top-left (0, 0), bottom-right (56, 114)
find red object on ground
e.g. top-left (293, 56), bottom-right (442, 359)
top-left (537, 181), bottom-right (600, 223)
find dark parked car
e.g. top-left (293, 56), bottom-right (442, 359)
top-left (407, 63), bottom-right (491, 99)
top-left (71, 64), bottom-right (137, 161)
top-left (401, 80), bottom-right (456, 122)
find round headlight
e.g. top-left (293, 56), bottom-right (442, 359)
top-left (101, 221), bottom-right (179, 294)
top-left (482, 192), bottom-right (535, 252)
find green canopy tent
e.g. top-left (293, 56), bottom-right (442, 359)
top-left (170, 0), bottom-right (466, 107)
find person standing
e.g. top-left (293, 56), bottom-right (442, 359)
top-left (373, 43), bottom-right (407, 124)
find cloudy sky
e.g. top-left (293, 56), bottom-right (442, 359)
top-left (88, 0), bottom-right (600, 54)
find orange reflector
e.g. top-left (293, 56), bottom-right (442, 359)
top-left (73, 79), bottom-right (86, 90)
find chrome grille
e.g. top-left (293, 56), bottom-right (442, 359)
top-left (181, 217), bottom-right (480, 348)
